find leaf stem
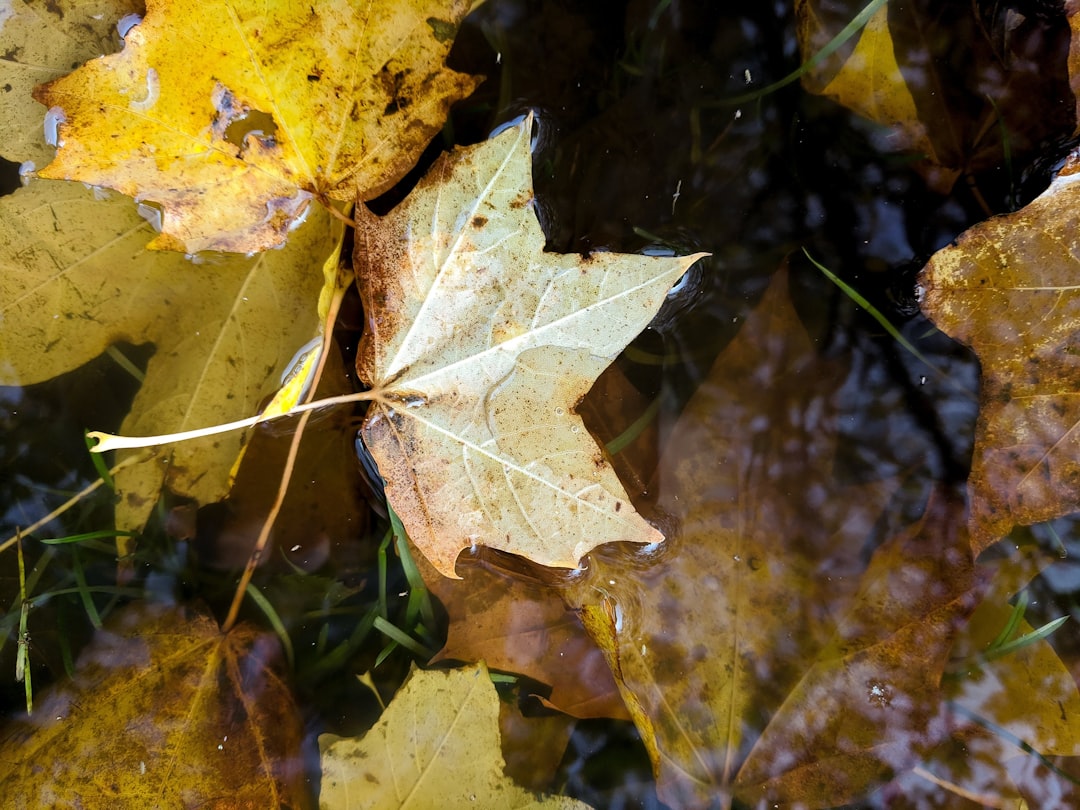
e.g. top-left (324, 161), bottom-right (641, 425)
top-left (87, 390), bottom-right (380, 452)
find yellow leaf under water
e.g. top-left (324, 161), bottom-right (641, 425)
top-left (0, 603), bottom-right (310, 809)
top-left (0, 179), bottom-right (336, 538)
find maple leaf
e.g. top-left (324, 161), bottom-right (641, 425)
top-left (32, 0), bottom-right (483, 254)
top-left (354, 117), bottom-right (707, 578)
top-left (0, 179), bottom-right (336, 538)
top-left (320, 662), bottom-right (592, 809)
top-left (0, 0), bottom-right (141, 167)
top-left (0, 603), bottom-right (309, 809)
top-left (918, 159), bottom-right (1080, 552)
top-left (564, 268), bottom-right (980, 808)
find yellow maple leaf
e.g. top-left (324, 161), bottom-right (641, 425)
top-left (354, 117), bottom-right (707, 578)
top-left (320, 662), bottom-right (592, 809)
top-left (0, 604), bottom-right (310, 809)
top-left (32, 0), bottom-right (483, 254)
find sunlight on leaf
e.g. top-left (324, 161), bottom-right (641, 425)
top-left (355, 117), bottom-right (707, 577)
top-left (0, 0), bottom-right (140, 167)
top-left (33, 0), bottom-right (483, 253)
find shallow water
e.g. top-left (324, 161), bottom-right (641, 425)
top-left (2, 1), bottom-right (1080, 808)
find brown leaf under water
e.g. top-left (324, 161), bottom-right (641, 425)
top-left (566, 267), bottom-right (982, 808)
top-left (33, 0), bottom-right (483, 253)
top-left (733, 491), bottom-right (982, 806)
top-left (0, 602), bottom-right (309, 809)
top-left (918, 156), bottom-right (1080, 552)
top-left (426, 548), bottom-right (629, 720)
top-left (354, 117), bottom-right (706, 578)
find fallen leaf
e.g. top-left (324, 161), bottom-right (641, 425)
top-left (565, 267), bottom-right (962, 808)
top-left (797, 0), bottom-right (937, 170)
top-left (426, 549), bottom-right (629, 720)
top-left (0, 0), bottom-right (140, 166)
top-left (918, 157), bottom-right (1080, 551)
top-left (420, 361), bottom-right (659, 721)
top-left (319, 662), bottom-right (592, 809)
top-left (0, 179), bottom-right (336, 538)
top-left (354, 117), bottom-right (707, 578)
top-left (732, 491), bottom-right (982, 806)
top-left (33, 0), bottom-right (483, 253)
top-left (797, 0), bottom-right (1074, 192)
top-left (0, 602), bottom-right (309, 809)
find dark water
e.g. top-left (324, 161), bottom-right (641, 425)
top-left (2, 1), bottom-right (1080, 808)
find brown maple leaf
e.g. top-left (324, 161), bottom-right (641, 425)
top-left (919, 157), bottom-right (1080, 552)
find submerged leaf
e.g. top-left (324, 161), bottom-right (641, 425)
top-left (319, 662), bottom-right (591, 809)
top-left (0, 179), bottom-right (335, 537)
top-left (425, 550), bottom-right (629, 720)
top-left (355, 118), bottom-right (707, 577)
top-left (33, 0), bottom-right (483, 253)
top-left (568, 268), bottom-right (980, 808)
top-left (734, 492), bottom-right (982, 806)
top-left (918, 159), bottom-right (1080, 551)
top-left (0, 603), bottom-right (309, 809)
top-left (798, 0), bottom-right (1073, 192)
top-left (0, 0), bottom-right (141, 166)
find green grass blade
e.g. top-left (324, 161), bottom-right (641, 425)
top-left (984, 615), bottom-right (1070, 663)
top-left (717, 0), bottom-right (887, 105)
top-left (373, 616), bottom-right (435, 661)
top-left (606, 395), bottom-right (661, 456)
top-left (245, 583), bottom-right (296, 672)
top-left (39, 529), bottom-right (139, 545)
top-left (388, 506), bottom-right (437, 632)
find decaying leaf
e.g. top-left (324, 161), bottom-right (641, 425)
top-left (0, 179), bottom-right (335, 537)
top-left (565, 268), bottom-right (983, 808)
top-left (355, 117), bottom-right (707, 578)
top-left (0, 0), bottom-right (141, 167)
top-left (33, 0), bottom-right (483, 253)
top-left (918, 157), bottom-right (1080, 552)
top-left (425, 549), bottom-right (629, 720)
top-left (0, 602), bottom-right (309, 809)
top-left (319, 662), bottom-right (592, 809)
top-left (733, 491), bottom-right (982, 806)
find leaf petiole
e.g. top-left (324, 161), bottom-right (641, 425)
top-left (87, 390), bottom-right (382, 452)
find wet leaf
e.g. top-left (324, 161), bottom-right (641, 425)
top-left (33, 0), bottom-right (483, 253)
top-left (918, 158), bottom-right (1080, 551)
top-left (0, 179), bottom-right (335, 538)
top-left (319, 662), bottom-right (592, 809)
top-left (797, 0), bottom-right (1073, 192)
top-left (355, 117), bottom-right (707, 578)
top-left (0, 602), bottom-right (309, 809)
top-left (797, 0), bottom-right (936, 170)
top-left (567, 268), bottom-right (980, 808)
top-left (425, 550), bottom-right (629, 720)
top-left (733, 492), bottom-right (982, 806)
top-left (0, 0), bottom-right (141, 167)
